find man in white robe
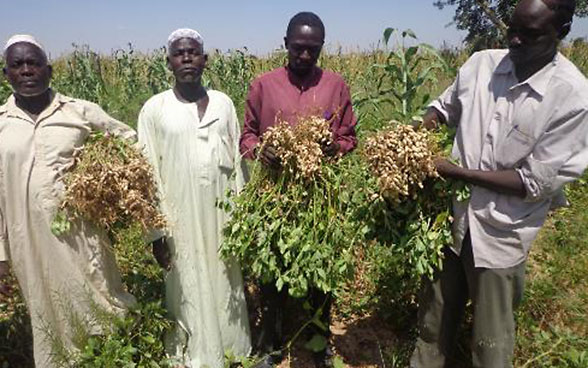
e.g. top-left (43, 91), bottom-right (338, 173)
top-left (137, 29), bottom-right (251, 368)
top-left (0, 35), bottom-right (136, 367)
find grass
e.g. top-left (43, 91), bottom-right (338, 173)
top-left (513, 179), bottom-right (588, 368)
top-left (1, 40), bottom-right (588, 367)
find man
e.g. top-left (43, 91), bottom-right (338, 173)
top-left (240, 12), bottom-right (357, 368)
top-left (411, 0), bottom-right (588, 367)
top-left (138, 28), bottom-right (251, 368)
top-left (0, 35), bottom-right (136, 367)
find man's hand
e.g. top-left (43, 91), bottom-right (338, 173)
top-left (420, 107), bottom-right (446, 130)
top-left (322, 141), bottom-right (340, 157)
top-left (434, 158), bottom-right (526, 197)
top-left (258, 145), bottom-right (281, 170)
top-left (152, 238), bottom-right (171, 271)
top-left (0, 261), bottom-right (13, 299)
top-left (434, 157), bottom-right (462, 178)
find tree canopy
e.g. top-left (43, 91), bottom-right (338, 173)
top-left (434, 0), bottom-right (588, 49)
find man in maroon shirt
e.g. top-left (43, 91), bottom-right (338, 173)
top-left (239, 11), bottom-right (357, 368)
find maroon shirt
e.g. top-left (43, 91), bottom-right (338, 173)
top-left (239, 66), bottom-right (357, 159)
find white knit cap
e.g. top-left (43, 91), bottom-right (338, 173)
top-left (4, 34), bottom-right (46, 57)
top-left (167, 28), bottom-right (204, 51)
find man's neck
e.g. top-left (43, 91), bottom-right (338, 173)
top-left (174, 83), bottom-right (207, 103)
top-left (286, 65), bottom-right (319, 90)
top-left (514, 51), bottom-right (557, 82)
top-left (14, 89), bottom-right (53, 117)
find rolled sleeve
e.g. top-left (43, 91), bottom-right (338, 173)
top-left (240, 81), bottom-right (262, 160)
top-left (0, 209), bottom-right (9, 262)
top-left (517, 107), bottom-right (588, 201)
top-left (83, 101), bottom-right (137, 141)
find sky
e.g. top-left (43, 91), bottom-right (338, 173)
top-left (2, 0), bottom-right (588, 57)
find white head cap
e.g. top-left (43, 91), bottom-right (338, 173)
top-left (4, 34), bottom-right (46, 58)
top-left (167, 28), bottom-right (204, 52)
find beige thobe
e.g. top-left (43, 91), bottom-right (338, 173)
top-left (138, 89), bottom-right (251, 368)
top-left (0, 92), bottom-right (136, 367)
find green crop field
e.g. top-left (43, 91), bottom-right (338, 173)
top-left (1, 36), bottom-right (587, 367)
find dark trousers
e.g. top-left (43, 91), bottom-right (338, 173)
top-left (410, 232), bottom-right (526, 368)
top-left (257, 282), bottom-right (332, 354)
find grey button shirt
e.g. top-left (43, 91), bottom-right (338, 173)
top-left (431, 49), bottom-right (588, 268)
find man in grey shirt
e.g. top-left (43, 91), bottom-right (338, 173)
top-left (411, 0), bottom-right (588, 367)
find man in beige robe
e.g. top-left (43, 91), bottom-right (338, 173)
top-left (0, 35), bottom-right (135, 367)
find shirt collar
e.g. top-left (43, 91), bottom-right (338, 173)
top-left (285, 65), bottom-right (322, 91)
top-left (494, 54), bottom-right (514, 75)
top-left (520, 53), bottom-right (559, 97)
top-left (496, 52), bottom-right (559, 97)
top-left (0, 90), bottom-right (73, 122)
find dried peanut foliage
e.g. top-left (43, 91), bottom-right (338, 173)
top-left (261, 116), bottom-right (333, 179)
top-left (220, 116), bottom-right (359, 298)
top-left (53, 132), bottom-right (165, 236)
top-left (363, 123), bottom-right (439, 202)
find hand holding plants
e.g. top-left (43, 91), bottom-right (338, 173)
top-left (151, 237), bottom-right (171, 271)
top-left (434, 157), bottom-right (461, 178)
top-left (258, 145), bottom-right (282, 170)
top-left (321, 140), bottom-right (340, 156)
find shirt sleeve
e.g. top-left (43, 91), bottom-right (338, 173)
top-left (83, 101), bottom-right (137, 141)
top-left (137, 104), bottom-right (167, 243)
top-left (333, 81), bottom-right (357, 154)
top-left (0, 208), bottom-right (9, 262)
top-left (428, 52), bottom-right (484, 126)
top-left (226, 99), bottom-right (250, 191)
top-left (516, 107), bottom-right (588, 201)
top-left (429, 78), bottom-right (460, 127)
top-left (239, 80), bottom-right (262, 159)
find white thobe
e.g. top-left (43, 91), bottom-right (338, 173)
top-left (137, 89), bottom-right (251, 368)
top-left (0, 92), bottom-right (137, 367)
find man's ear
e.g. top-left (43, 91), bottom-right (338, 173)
top-left (166, 56), bottom-right (171, 70)
top-left (2, 67), bottom-right (6, 78)
top-left (284, 36), bottom-right (289, 49)
top-left (47, 64), bottom-right (53, 79)
top-left (559, 21), bottom-right (572, 39)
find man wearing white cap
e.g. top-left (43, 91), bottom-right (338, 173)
top-left (138, 28), bottom-right (251, 367)
top-left (0, 35), bottom-right (136, 367)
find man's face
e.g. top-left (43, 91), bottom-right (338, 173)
top-left (3, 42), bottom-right (51, 97)
top-left (284, 24), bottom-right (324, 77)
top-left (167, 38), bottom-right (207, 85)
top-left (507, 0), bottom-right (560, 66)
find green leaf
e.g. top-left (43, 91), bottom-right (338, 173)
top-left (304, 334), bottom-right (328, 353)
top-left (383, 27), bottom-right (395, 46)
top-left (402, 29), bottom-right (417, 39)
top-left (276, 277), bottom-right (284, 291)
top-left (333, 356), bottom-right (345, 368)
top-left (405, 46), bottom-right (418, 63)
